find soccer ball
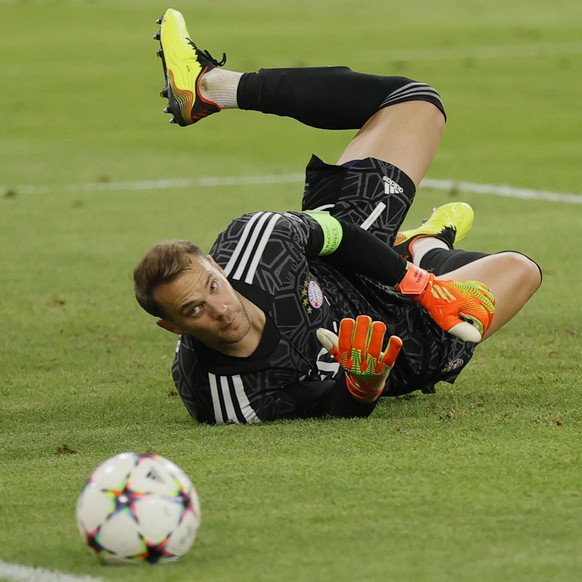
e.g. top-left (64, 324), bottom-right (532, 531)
top-left (76, 452), bottom-right (201, 564)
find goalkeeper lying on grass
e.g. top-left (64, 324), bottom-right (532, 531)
top-left (132, 9), bottom-right (542, 424)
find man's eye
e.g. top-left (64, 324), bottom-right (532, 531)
top-left (190, 305), bottom-right (202, 317)
top-left (210, 280), bottom-right (219, 292)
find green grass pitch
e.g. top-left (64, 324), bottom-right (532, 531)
top-left (1, 1), bottom-right (582, 581)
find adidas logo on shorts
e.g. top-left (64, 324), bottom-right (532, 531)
top-left (383, 176), bottom-right (404, 195)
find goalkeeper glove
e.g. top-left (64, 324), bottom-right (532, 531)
top-left (316, 315), bottom-right (403, 403)
top-left (396, 264), bottom-right (495, 343)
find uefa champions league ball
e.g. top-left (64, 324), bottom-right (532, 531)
top-left (76, 452), bottom-right (201, 564)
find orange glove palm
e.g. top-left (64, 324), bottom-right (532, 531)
top-left (317, 315), bottom-right (403, 403)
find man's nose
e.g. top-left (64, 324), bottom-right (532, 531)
top-left (207, 299), bottom-right (228, 318)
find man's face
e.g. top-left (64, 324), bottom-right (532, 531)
top-left (153, 254), bottom-right (252, 351)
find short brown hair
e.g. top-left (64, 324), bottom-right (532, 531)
top-left (133, 240), bottom-right (206, 318)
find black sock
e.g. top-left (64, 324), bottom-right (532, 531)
top-left (237, 67), bottom-right (445, 130)
top-left (419, 248), bottom-right (490, 276)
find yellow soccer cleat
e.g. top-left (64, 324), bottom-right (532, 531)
top-left (393, 202), bottom-right (475, 261)
top-left (154, 8), bottom-right (226, 126)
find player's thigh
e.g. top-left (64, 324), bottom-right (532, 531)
top-left (337, 102), bottom-right (445, 188)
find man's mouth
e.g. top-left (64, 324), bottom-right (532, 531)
top-left (220, 318), bottom-right (236, 331)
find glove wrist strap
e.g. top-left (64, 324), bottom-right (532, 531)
top-left (345, 375), bottom-right (384, 403)
top-left (396, 264), bottom-right (431, 297)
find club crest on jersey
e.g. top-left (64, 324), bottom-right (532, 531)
top-left (301, 278), bottom-right (323, 313)
top-left (308, 280), bottom-right (323, 309)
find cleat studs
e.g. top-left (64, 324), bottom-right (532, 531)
top-left (153, 32), bottom-right (160, 41)
top-left (163, 106), bottom-right (170, 113)
top-left (169, 118), bottom-right (176, 124)
top-left (160, 87), bottom-right (168, 98)
top-left (156, 17), bottom-right (163, 25)
top-left (156, 49), bottom-right (163, 58)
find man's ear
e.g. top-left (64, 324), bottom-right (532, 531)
top-left (156, 319), bottom-right (183, 335)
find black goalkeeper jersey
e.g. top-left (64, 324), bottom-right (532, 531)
top-left (171, 210), bottom-right (475, 424)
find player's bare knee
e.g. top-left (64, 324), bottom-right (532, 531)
top-left (416, 96), bottom-right (446, 141)
top-left (499, 251), bottom-right (542, 293)
top-left (411, 98), bottom-right (446, 126)
top-left (413, 100), bottom-right (446, 136)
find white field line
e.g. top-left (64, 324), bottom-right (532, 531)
top-left (2, 174), bottom-right (305, 196)
top-left (3, 174), bottom-right (581, 205)
top-left (0, 560), bottom-right (103, 582)
top-left (422, 178), bottom-right (582, 204)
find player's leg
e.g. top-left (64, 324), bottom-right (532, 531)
top-left (235, 69), bottom-right (445, 231)
top-left (155, 10), bottom-right (445, 153)
top-left (336, 101), bottom-right (445, 188)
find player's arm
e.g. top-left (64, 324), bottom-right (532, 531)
top-left (303, 211), bottom-right (495, 343)
top-left (278, 377), bottom-right (385, 419)
top-left (172, 329), bottom-right (375, 423)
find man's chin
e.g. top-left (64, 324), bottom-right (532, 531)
top-left (219, 323), bottom-right (250, 344)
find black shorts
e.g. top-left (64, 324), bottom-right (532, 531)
top-left (301, 155), bottom-right (416, 246)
